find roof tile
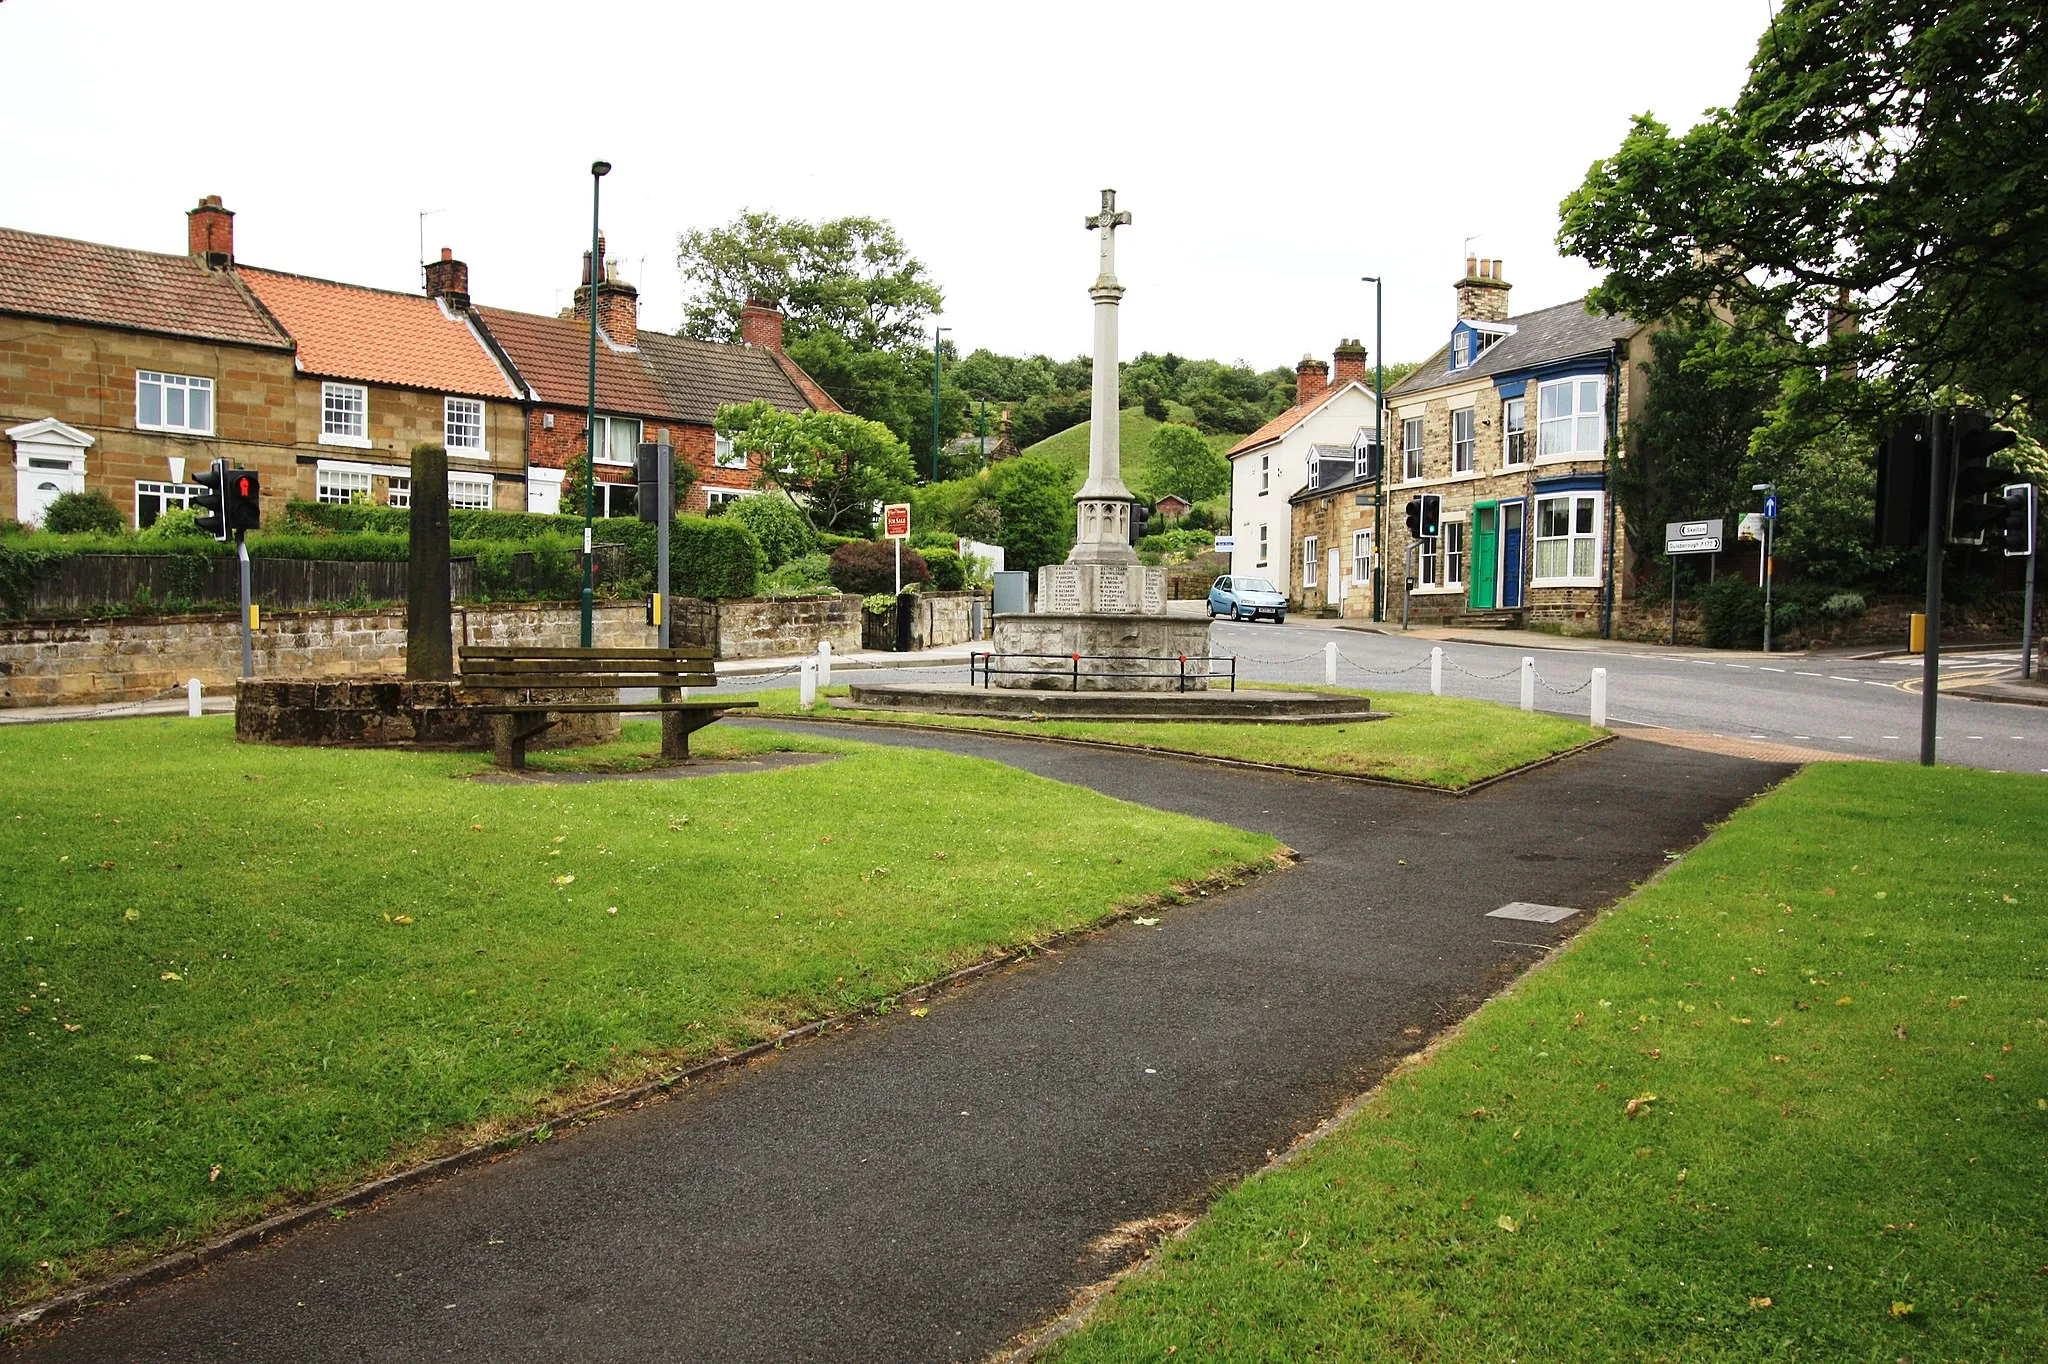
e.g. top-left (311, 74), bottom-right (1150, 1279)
top-left (637, 333), bottom-right (819, 425)
top-left (474, 307), bottom-right (671, 416)
top-left (1388, 296), bottom-right (1639, 399)
top-left (239, 268), bottom-right (518, 397)
top-left (1226, 380), bottom-right (1375, 458)
top-left (0, 228), bottom-right (288, 349)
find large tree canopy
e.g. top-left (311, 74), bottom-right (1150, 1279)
top-left (716, 400), bottom-right (915, 536)
top-left (678, 212), bottom-right (944, 352)
top-left (1558, 1), bottom-right (2047, 437)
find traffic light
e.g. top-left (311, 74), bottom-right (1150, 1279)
top-left (1948, 409), bottom-right (2019, 546)
top-left (1404, 497), bottom-right (1421, 537)
top-left (227, 469), bottom-right (261, 535)
top-left (1418, 494), bottom-right (1442, 538)
top-left (1873, 418), bottom-right (1929, 548)
top-left (191, 457), bottom-right (230, 542)
top-left (2004, 482), bottom-right (2038, 557)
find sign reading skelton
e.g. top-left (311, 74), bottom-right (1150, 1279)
top-left (1665, 518), bottom-right (1724, 555)
top-left (883, 503), bottom-right (911, 539)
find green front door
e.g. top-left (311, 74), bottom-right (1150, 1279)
top-left (1469, 502), bottom-right (1498, 609)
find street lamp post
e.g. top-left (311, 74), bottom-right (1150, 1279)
top-left (930, 326), bottom-right (950, 483)
top-left (1752, 480), bottom-right (1777, 654)
top-left (581, 159), bottom-right (611, 648)
top-left (1362, 276), bottom-right (1385, 622)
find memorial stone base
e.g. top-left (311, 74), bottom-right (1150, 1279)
top-left (1036, 561), bottom-right (1168, 616)
top-left (989, 613), bottom-right (1215, 692)
top-left (235, 677), bottom-right (619, 749)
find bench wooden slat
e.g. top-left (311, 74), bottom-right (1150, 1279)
top-left (460, 646), bottom-right (713, 661)
top-left (462, 676), bottom-right (717, 691)
top-left (463, 660), bottom-right (715, 676)
top-left (466, 702), bottom-right (756, 714)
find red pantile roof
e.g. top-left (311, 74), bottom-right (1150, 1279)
top-left (1226, 379), bottom-right (1371, 458)
top-left (239, 267), bottom-right (518, 397)
top-left (474, 307), bottom-right (673, 416)
top-left (0, 228), bottom-right (288, 350)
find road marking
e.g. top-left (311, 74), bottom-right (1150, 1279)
top-left (1796, 671), bottom-right (1823, 677)
top-left (1838, 735), bottom-right (1854, 740)
top-left (1864, 681), bottom-right (1895, 688)
top-left (1760, 667), bottom-right (1785, 673)
top-left (1884, 735), bottom-right (1899, 740)
top-left (1726, 664), bottom-right (1750, 670)
top-left (1969, 735), bottom-right (1984, 740)
top-left (1794, 735), bottom-right (1811, 740)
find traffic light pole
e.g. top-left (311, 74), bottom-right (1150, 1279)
top-left (2024, 529), bottom-right (2037, 682)
top-left (237, 534), bottom-right (253, 678)
top-left (1920, 412), bottom-right (1947, 767)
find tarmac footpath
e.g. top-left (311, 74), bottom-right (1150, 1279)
top-left (18, 729), bottom-right (1794, 1363)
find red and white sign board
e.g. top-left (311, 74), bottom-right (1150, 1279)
top-left (883, 503), bottom-right (911, 539)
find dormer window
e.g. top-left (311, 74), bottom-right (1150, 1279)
top-left (1450, 321), bottom-right (1514, 371)
top-left (1452, 330), bottom-right (1471, 369)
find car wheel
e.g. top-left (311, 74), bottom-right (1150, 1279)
top-left (1273, 614), bottom-right (1286, 624)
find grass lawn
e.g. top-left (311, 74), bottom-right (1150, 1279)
top-left (1049, 762), bottom-right (2048, 1362)
top-left (1023, 407), bottom-right (1238, 492)
top-left (0, 717), bottom-right (1276, 1303)
top-left (752, 686), bottom-right (1596, 790)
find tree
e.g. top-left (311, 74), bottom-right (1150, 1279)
top-left (718, 400), bottom-right (915, 536)
top-left (677, 212), bottom-right (944, 352)
top-left (1558, 1), bottom-right (2048, 438)
top-left (723, 494), bottom-right (814, 569)
top-left (1140, 423), bottom-right (1230, 504)
top-left (984, 456), bottom-right (1072, 578)
top-left (950, 349), bottom-right (1058, 402)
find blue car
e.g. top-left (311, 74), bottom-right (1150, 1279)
top-left (1208, 575), bottom-right (1287, 623)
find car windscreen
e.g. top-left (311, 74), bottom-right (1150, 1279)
top-left (1236, 578), bottom-right (1276, 593)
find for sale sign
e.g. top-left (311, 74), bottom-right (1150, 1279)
top-left (883, 503), bottom-right (910, 539)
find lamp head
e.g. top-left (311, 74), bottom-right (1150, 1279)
top-left (1750, 482), bottom-right (1773, 492)
top-left (591, 160), bottom-right (612, 178)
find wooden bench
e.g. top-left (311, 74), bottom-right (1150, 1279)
top-left (457, 646), bottom-right (756, 770)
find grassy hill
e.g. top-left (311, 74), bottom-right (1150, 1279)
top-left (1021, 407), bottom-right (1240, 498)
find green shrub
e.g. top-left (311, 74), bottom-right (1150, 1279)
top-left (921, 546), bottom-right (966, 591)
top-left (138, 507), bottom-right (206, 542)
top-left (1820, 591), bottom-right (1867, 619)
top-left (724, 495), bottom-right (813, 569)
top-left (1699, 575), bottom-right (1765, 648)
top-left (759, 552), bottom-right (835, 596)
top-left (830, 539), bottom-right (929, 594)
top-left (42, 491), bottom-right (125, 536)
top-left (670, 515), bottom-right (760, 599)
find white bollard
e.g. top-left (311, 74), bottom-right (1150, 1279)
top-left (817, 639), bottom-right (832, 689)
top-left (1591, 667), bottom-right (1608, 728)
top-left (799, 657), bottom-right (818, 708)
top-left (1430, 646), bottom-right (1444, 696)
top-left (1324, 640), bottom-right (1338, 686)
top-left (1520, 656), bottom-right (1536, 712)
top-left (186, 678), bottom-right (202, 718)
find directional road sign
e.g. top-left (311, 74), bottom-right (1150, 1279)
top-left (1664, 518), bottom-right (1723, 555)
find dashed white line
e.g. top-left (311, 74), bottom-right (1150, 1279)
top-left (1726, 664), bottom-right (1751, 670)
top-left (1831, 676), bottom-right (1860, 683)
top-left (1796, 671), bottom-right (1823, 677)
top-left (1864, 681), bottom-right (1894, 688)
top-left (1760, 667), bottom-right (1785, 673)
top-left (1794, 735), bottom-right (1811, 740)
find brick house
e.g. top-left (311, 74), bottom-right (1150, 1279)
top-left (1224, 341), bottom-right (1381, 603)
top-left (475, 247), bottom-right (839, 517)
top-left (1, 201), bottom-right (301, 528)
top-left (1370, 258), bottom-right (1649, 631)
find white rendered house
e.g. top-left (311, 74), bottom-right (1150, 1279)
top-left (1225, 347), bottom-right (1379, 598)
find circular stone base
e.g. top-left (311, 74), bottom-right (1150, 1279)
top-left (839, 682), bottom-right (1382, 725)
top-left (988, 612), bottom-right (1216, 691)
top-left (235, 677), bottom-right (621, 750)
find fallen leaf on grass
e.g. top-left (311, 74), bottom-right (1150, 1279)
top-left (131, 1054), bottom-right (155, 1064)
top-left (1750, 1296), bottom-right (1772, 1309)
top-left (1836, 997), bottom-right (1852, 1006)
top-left (391, 915), bottom-right (413, 926)
top-left (160, 972), bottom-right (180, 981)
top-left (122, 908), bottom-right (139, 922)
top-left (552, 875), bottom-right (575, 886)
top-left (1496, 1214), bottom-right (1519, 1234)
top-left (61, 1023), bottom-right (79, 1033)
top-left (208, 1165), bottom-right (221, 1183)
top-left (909, 1007), bottom-right (929, 1018)
top-left (1624, 1094), bottom-right (1658, 1119)
top-left (1889, 1300), bottom-right (1914, 1318)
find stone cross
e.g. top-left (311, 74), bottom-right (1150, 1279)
top-left (1085, 189), bottom-right (1131, 284)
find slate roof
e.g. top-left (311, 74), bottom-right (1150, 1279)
top-left (1388, 296), bottom-right (1638, 399)
top-left (636, 332), bottom-right (819, 425)
top-left (0, 228), bottom-right (289, 350)
top-left (1225, 378), bottom-right (1374, 458)
top-left (238, 267), bottom-right (519, 398)
top-left (474, 307), bottom-right (673, 416)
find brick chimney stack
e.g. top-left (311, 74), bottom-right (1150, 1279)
top-left (187, 195), bottom-right (234, 268)
top-left (423, 247), bottom-right (469, 309)
top-left (739, 298), bottom-right (785, 353)
top-left (1455, 256), bottom-right (1511, 324)
top-left (572, 236), bottom-right (639, 348)
top-left (1294, 355), bottom-right (1329, 407)
top-left (1331, 338), bottom-right (1369, 389)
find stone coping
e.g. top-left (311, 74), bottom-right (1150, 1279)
top-left (840, 682), bottom-right (1383, 725)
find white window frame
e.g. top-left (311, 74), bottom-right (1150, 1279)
top-left (1452, 330), bottom-right (1471, 371)
top-left (1417, 530), bottom-right (1440, 586)
top-left (1537, 376), bottom-right (1605, 460)
top-left (448, 474), bottom-right (494, 510)
top-left (703, 486), bottom-right (755, 512)
top-left (1451, 407), bottom-right (1475, 474)
top-left (591, 415), bottom-right (640, 467)
top-left (1443, 519), bottom-right (1466, 588)
top-left (321, 382), bottom-right (370, 448)
top-left (443, 397), bottom-right (486, 457)
top-left (1532, 491), bottom-right (1604, 586)
top-left (1302, 535), bottom-right (1319, 589)
top-left (1402, 416), bottom-right (1424, 481)
top-left (385, 476), bottom-right (411, 509)
top-left (1503, 395), bottom-right (1528, 466)
top-left (714, 431), bottom-right (747, 470)
top-left (134, 480), bottom-right (204, 528)
top-left (135, 371), bottom-right (214, 436)
top-left (1353, 426), bottom-right (1379, 481)
top-left (1259, 452), bottom-right (1271, 495)
top-left (1351, 529), bottom-right (1372, 583)
top-left (1256, 523), bottom-right (1269, 566)
top-left (316, 466), bottom-right (372, 504)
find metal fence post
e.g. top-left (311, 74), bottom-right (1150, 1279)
top-left (1520, 656), bottom-right (1535, 711)
top-left (1430, 646), bottom-right (1443, 696)
top-left (1072, 653), bottom-right (1081, 692)
top-left (1591, 667), bottom-right (1608, 728)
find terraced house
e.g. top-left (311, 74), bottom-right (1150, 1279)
top-left (1373, 257), bottom-right (1650, 632)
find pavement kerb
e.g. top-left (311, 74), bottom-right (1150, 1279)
top-left (750, 713), bottom-right (1618, 796)
top-left (2, 850), bottom-right (1291, 1337)
top-left (990, 756), bottom-right (1806, 1364)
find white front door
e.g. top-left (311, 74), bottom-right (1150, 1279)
top-left (10, 419), bottom-right (95, 526)
top-left (1328, 548), bottom-right (1343, 615)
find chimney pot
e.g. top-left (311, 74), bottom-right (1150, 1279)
top-left (424, 248), bottom-right (470, 308)
top-left (440, 246), bottom-right (452, 261)
top-left (1454, 252), bottom-right (1512, 323)
top-left (1332, 339), bottom-right (1370, 389)
top-left (186, 195), bottom-right (235, 268)
top-left (1295, 354), bottom-right (1330, 407)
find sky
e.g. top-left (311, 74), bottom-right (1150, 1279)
top-left (0, 0), bottom-right (1770, 373)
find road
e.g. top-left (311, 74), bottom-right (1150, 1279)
top-left (711, 621), bottom-right (2048, 774)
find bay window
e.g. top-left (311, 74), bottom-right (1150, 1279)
top-left (1537, 377), bottom-right (1604, 458)
top-left (1534, 492), bottom-right (1602, 584)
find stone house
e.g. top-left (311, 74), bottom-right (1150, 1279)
top-left (1369, 258), bottom-right (1650, 631)
top-left (1, 201), bottom-right (302, 528)
top-left (1224, 340), bottom-right (1380, 603)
